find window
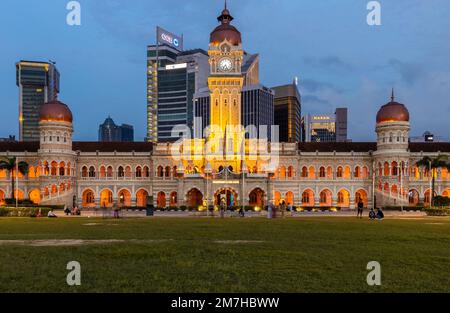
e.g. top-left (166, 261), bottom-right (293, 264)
top-left (337, 167), bottom-right (343, 178)
top-left (319, 167), bottom-right (326, 178)
top-left (118, 166), bottom-right (125, 178)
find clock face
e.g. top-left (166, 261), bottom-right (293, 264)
top-left (219, 58), bottom-right (233, 72)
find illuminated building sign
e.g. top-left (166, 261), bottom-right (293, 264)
top-left (165, 63), bottom-right (187, 70)
top-left (157, 26), bottom-right (183, 50)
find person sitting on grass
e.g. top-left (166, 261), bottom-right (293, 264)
top-left (47, 209), bottom-right (57, 218)
top-left (369, 208), bottom-right (376, 220)
top-left (376, 208), bottom-right (384, 220)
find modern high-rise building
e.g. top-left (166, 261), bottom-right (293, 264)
top-left (16, 60), bottom-right (60, 141)
top-left (303, 108), bottom-right (348, 142)
top-left (335, 108), bottom-right (348, 142)
top-left (98, 117), bottom-right (134, 142)
top-left (147, 27), bottom-right (210, 142)
top-left (272, 81), bottom-right (301, 143)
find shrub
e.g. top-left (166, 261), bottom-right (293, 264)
top-left (433, 196), bottom-right (450, 207)
top-left (0, 207), bottom-right (52, 217)
top-left (425, 207), bottom-right (450, 216)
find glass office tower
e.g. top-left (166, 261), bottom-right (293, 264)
top-left (16, 61), bottom-right (60, 141)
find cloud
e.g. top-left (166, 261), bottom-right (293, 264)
top-left (301, 79), bottom-right (344, 94)
top-left (303, 56), bottom-right (354, 72)
top-left (388, 59), bottom-right (424, 85)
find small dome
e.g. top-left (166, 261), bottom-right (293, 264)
top-left (210, 6), bottom-right (241, 46)
top-left (39, 99), bottom-right (73, 123)
top-left (376, 91), bottom-right (409, 124)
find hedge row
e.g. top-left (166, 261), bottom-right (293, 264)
top-left (424, 207), bottom-right (450, 216)
top-left (0, 207), bottom-right (53, 217)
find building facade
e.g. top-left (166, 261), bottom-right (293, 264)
top-left (16, 61), bottom-right (60, 142)
top-left (98, 117), bottom-right (134, 142)
top-left (272, 82), bottom-right (302, 143)
top-left (147, 42), bottom-right (209, 142)
top-left (2, 5), bottom-right (449, 210)
top-left (303, 108), bottom-right (348, 143)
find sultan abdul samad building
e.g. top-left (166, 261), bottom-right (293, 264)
top-left (1, 5), bottom-right (449, 210)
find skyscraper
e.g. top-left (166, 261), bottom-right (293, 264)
top-left (16, 60), bottom-right (60, 141)
top-left (303, 108), bottom-right (348, 142)
top-left (272, 81), bottom-right (301, 143)
top-left (147, 39), bottom-right (209, 142)
top-left (98, 117), bottom-right (134, 142)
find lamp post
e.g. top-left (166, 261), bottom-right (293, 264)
top-left (429, 160), bottom-right (432, 209)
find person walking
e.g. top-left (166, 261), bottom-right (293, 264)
top-left (357, 199), bottom-right (364, 219)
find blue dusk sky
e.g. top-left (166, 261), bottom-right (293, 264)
top-left (1, 0), bottom-right (449, 141)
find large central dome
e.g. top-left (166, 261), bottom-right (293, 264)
top-left (210, 4), bottom-right (242, 46)
top-left (39, 99), bottom-right (73, 123)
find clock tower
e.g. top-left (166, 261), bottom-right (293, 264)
top-left (208, 3), bottom-right (244, 136)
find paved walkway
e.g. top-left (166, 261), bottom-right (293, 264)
top-left (56, 209), bottom-right (426, 218)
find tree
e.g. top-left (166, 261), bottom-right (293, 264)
top-left (416, 155), bottom-right (450, 206)
top-left (0, 157), bottom-right (29, 200)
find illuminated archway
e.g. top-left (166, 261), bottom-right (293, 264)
top-left (355, 189), bottom-right (368, 207)
top-left (187, 188), bottom-right (203, 207)
top-left (408, 189), bottom-right (420, 205)
top-left (337, 189), bottom-right (350, 207)
top-left (249, 188), bottom-right (265, 207)
top-left (157, 191), bottom-right (166, 208)
top-left (0, 189), bottom-right (5, 205)
top-left (285, 191), bottom-right (294, 206)
top-left (82, 189), bottom-right (95, 207)
top-left (118, 189), bottom-right (132, 207)
top-left (100, 189), bottom-right (113, 208)
top-left (301, 189), bottom-right (314, 206)
top-left (29, 189), bottom-right (41, 205)
top-left (14, 189), bottom-right (24, 200)
top-left (274, 191), bottom-right (281, 206)
top-left (169, 192), bottom-right (178, 206)
top-left (319, 189), bottom-right (332, 206)
top-left (443, 189), bottom-right (450, 198)
top-left (136, 189), bottom-right (149, 207)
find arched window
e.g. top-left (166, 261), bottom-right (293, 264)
top-left (125, 166), bottom-right (132, 178)
top-left (172, 166), bottom-right (177, 178)
top-left (384, 162), bottom-right (390, 176)
top-left (301, 167), bottom-right (308, 178)
top-left (354, 166), bottom-right (361, 178)
top-left (81, 166), bottom-right (88, 178)
top-left (157, 166), bottom-right (164, 177)
top-left (51, 161), bottom-right (57, 176)
top-left (107, 166), bottom-right (113, 178)
top-left (391, 161), bottom-right (398, 176)
top-left (136, 166), bottom-right (142, 178)
top-left (288, 166), bottom-right (295, 178)
top-left (59, 162), bottom-right (65, 176)
top-left (144, 166), bottom-right (150, 177)
top-left (337, 166), bottom-right (343, 178)
top-left (99, 166), bottom-right (106, 178)
top-left (308, 167), bottom-right (315, 178)
top-left (118, 166), bottom-right (124, 178)
top-left (165, 166), bottom-right (171, 177)
top-left (319, 167), bottom-right (326, 178)
top-left (89, 166), bottom-right (95, 178)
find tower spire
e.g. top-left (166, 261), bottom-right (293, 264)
top-left (391, 88), bottom-right (395, 102)
top-left (225, 0), bottom-right (227, 10)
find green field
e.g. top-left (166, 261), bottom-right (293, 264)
top-left (0, 216), bottom-right (449, 293)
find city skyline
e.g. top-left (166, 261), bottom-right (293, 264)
top-left (1, 0), bottom-right (450, 141)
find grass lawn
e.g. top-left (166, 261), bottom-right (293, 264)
top-left (0, 216), bottom-right (449, 293)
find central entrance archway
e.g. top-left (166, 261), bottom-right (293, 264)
top-left (214, 188), bottom-right (238, 207)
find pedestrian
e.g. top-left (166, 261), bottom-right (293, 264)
top-left (268, 203), bottom-right (273, 219)
top-left (369, 208), bottom-right (376, 220)
top-left (357, 199), bottom-right (364, 219)
top-left (280, 201), bottom-right (286, 218)
top-left (376, 208), bottom-right (384, 220)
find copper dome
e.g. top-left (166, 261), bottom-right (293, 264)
top-left (39, 99), bottom-right (73, 123)
top-left (210, 5), bottom-right (241, 46)
top-left (376, 92), bottom-right (409, 124)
